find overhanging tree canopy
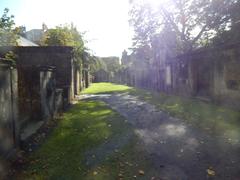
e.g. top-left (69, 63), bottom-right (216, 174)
top-left (129, 0), bottom-right (238, 54)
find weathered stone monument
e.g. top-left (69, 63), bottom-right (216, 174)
top-left (0, 59), bottom-right (19, 178)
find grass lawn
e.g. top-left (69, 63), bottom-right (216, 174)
top-left (14, 82), bottom-right (240, 179)
top-left (82, 82), bottom-right (132, 94)
top-left (83, 83), bottom-right (240, 142)
top-left (14, 100), bottom-right (155, 180)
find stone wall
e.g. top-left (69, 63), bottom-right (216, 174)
top-left (0, 46), bottom-right (76, 105)
top-left (15, 46), bottom-right (74, 105)
top-left (0, 59), bottom-right (19, 157)
top-left (0, 46), bottom-right (77, 155)
top-left (110, 43), bottom-right (240, 109)
top-left (170, 43), bottom-right (240, 108)
top-left (0, 46), bottom-right (91, 175)
top-left (212, 45), bottom-right (240, 107)
top-left (0, 46), bottom-right (83, 128)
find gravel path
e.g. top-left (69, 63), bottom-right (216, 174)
top-left (79, 93), bottom-right (240, 180)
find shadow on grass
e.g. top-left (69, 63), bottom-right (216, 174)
top-left (14, 100), bottom-right (132, 180)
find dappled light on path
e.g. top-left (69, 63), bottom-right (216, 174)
top-left (164, 124), bottom-right (186, 137)
top-left (135, 123), bottom-right (187, 146)
top-left (77, 94), bottom-right (111, 100)
top-left (81, 93), bottom-right (240, 179)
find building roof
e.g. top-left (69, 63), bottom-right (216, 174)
top-left (17, 36), bottom-right (39, 46)
top-left (25, 29), bottom-right (44, 43)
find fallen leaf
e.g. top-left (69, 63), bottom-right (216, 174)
top-left (207, 168), bottom-right (215, 176)
top-left (118, 173), bottom-right (123, 177)
top-left (139, 170), bottom-right (145, 175)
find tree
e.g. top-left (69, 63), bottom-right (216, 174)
top-left (100, 56), bottom-right (121, 74)
top-left (129, 2), bottom-right (159, 50)
top-left (41, 24), bottom-right (83, 46)
top-left (41, 24), bottom-right (86, 66)
top-left (121, 50), bottom-right (129, 66)
top-left (0, 8), bottom-right (18, 46)
top-left (129, 0), bottom-right (237, 54)
top-left (89, 55), bottom-right (106, 74)
top-left (211, 1), bottom-right (240, 45)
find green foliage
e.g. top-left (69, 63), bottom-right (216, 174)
top-left (4, 50), bottom-right (17, 62)
top-left (41, 24), bottom-right (84, 47)
top-left (88, 55), bottom-right (106, 73)
top-left (211, 1), bottom-right (240, 45)
top-left (92, 57), bottom-right (122, 82)
top-left (129, 0), bottom-right (237, 54)
top-left (129, 2), bottom-right (159, 50)
top-left (101, 56), bottom-right (121, 73)
top-left (15, 25), bottom-right (26, 36)
top-left (0, 8), bottom-right (18, 46)
top-left (41, 24), bottom-right (93, 71)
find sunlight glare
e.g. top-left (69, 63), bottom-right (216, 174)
top-left (146, 0), bottom-right (168, 7)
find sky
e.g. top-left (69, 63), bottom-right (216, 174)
top-left (0, 0), bottom-right (135, 57)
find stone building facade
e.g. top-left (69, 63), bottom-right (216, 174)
top-left (114, 43), bottom-right (240, 110)
top-left (169, 43), bottom-right (240, 108)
